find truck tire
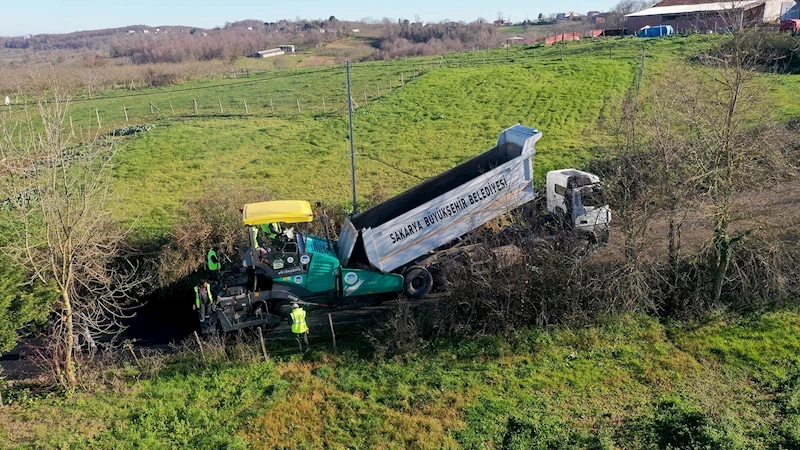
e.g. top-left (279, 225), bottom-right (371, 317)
top-left (403, 266), bottom-right (432, 298)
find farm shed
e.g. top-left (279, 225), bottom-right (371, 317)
top-left (626, 0), bottom-right (788, 32)
top-left (249, 48), bottom-right (285, 58)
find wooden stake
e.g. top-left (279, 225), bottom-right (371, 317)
top-left (95, 108), bottom-right (101, 129)
top-left (296, 98), bottom-right (301, 114)
top-left (328, 313), bottom-right (337, 353)
top-left (169, 100), bottom-right (174, 114)
top-left (258, 327), bottom-right (269, 362)
top-left (69, 116), bottom-right (75, 138)
top-left (364, 91), bottom-right (368, 104)
top-left (401, 73), bottom-right (404, 86)
top-left (123, 105), bottom-right (128, 122)
top-left (270, 97), bottom-right (275, 114)
top-left (149, 101), bottom-right (160, 113)
top-left (244, 99), bottom-right (249, 114)
top-left (376, 83), bottom-right (380, 96)
top-left (389, 80), bottom-right (392, 92)
top-left (193, 331), bottom-right (207, 365)
top-left (150, 102), bottom-right (154, 114)
top-left (127, 342), bottom-right (140, 368)
top-left (193, 98), bottom-right (198, 115)
top-left (322, 97), bottom-right (326, 112)
top-left (218, 98), bottom-right (223, 114)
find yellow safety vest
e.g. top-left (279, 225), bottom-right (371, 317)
top-left (290, 308), bottom-right (308, 334)
top-left (194, 283), bottom-right (214, 308)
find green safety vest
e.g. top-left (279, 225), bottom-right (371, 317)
top-left (290, 308), bottom-right (308, 334)
top-left (262, 222), bottom-right (282, 240)
top-left (194, 283), bottom-right (214, 308)
top-left (207, 249), bottom-right (219, 271)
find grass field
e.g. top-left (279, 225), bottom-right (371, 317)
top-left (6, 34), bottom-right (799, 239)
top-left (2, 310), bottom-right (799, 448)
top-left (26, 34), bottom-right (740, 237)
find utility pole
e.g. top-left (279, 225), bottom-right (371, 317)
top-left (346, 60), bottom-right (357, 213)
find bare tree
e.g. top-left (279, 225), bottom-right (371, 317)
top-left (615, 31), bottom-right (789, 308)
top-left (0, 84), bottom-right (149, 389)
top-left (606, 0), bottom-right (655, 28)
top-left (680, 35), bottom-right (787, 304)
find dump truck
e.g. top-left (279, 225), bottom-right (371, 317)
top-left (203, 124), bottom-right (610, 332)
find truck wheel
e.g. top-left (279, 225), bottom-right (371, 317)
top-left (403, 266), bottom-right (433, 298)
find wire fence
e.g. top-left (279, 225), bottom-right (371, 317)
top-left (3, 36), bottom-right (652, 138)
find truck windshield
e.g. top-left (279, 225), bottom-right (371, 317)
top-left (580, 186), bottom-right (606, 207)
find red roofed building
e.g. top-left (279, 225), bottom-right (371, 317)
top-left (625, 0), bottom-right (788, 33)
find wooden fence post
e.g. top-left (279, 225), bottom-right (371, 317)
top-left (69, 116), bottom-right (75, 138)
top-left (95, 108), bottom-right (101, 129)
top-left (218, 98), bottom-right (223, 114)
top-left (123, 105), bottom-right (128, 122)
top-left (127, 342), bottom-right (141, 368)
top-left (258, 327), bottom-right (269, 362)
top-left (194, 331), bottom-right (207, 365)
top-left (244, 99), bottom-right (249, 114)
top-left (322, 97), bottom-right (326, 112)
top-left (193, 98), bottom-right (198, 115)
top-left (328, 314), bottom-right (337, 353)
top-left (169, 100), bottom-right (174, 114)
top-left (296, 98), bottom-right (301, 114)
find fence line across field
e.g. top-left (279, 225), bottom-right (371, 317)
top-left (13, 42), bottom-right (649, 133)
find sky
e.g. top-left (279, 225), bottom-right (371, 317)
top-left (0, 0), bottom-right (620, 37)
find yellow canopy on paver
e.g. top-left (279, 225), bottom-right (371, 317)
top-left (241, 200), bottom-right (314, 225)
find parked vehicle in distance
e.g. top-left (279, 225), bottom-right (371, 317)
top-left (636, 25), bottom-right (674, 38)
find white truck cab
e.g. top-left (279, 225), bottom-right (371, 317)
top-left (546, 169), bottom-right (610, 243)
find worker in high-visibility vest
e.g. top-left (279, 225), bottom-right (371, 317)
top-left (207, 247), bottom-right (220, 281)
top-left (289, 303), bottom-right (309, 352)
top-left (250, 225), bottom-right (260, 249)
top-left (194, 280), bottom-right (214, 323)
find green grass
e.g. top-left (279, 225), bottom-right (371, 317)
top-left (9, 34), bottom-right (800, 238)
top-left (76, 35), bottom-right (724, 236)
top-left (2, 309), bottom-right (800, 448)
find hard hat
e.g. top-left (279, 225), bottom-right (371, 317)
top-left (291, 303), bottom-right (299, 309)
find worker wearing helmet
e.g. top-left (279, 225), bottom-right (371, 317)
top-left (289, 303), bottom-right (309, 352)
top-left (194, 280), bottom-right (214, 323)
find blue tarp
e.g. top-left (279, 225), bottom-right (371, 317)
top-left (636, 25), bottom-right (674, 38)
